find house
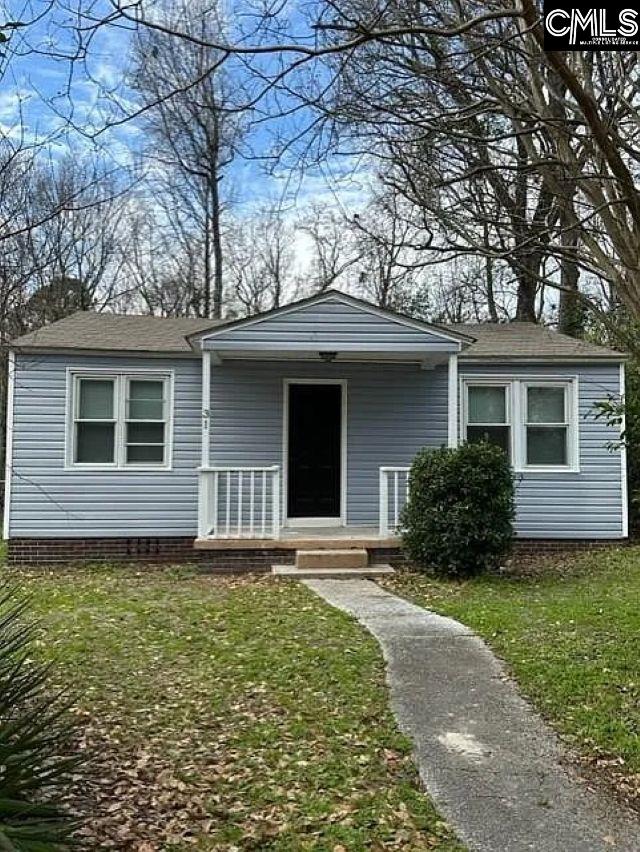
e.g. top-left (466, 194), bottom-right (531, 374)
top-left (4, 290), bottom-right (627, 570)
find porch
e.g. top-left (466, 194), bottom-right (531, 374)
top-left (195, 523), bottom-right (400, 550)
top-left (194, 516), bottom-right (402, 578)
top-left (195, 467), bottom-right (410, 545)
top-left (193, 292), bottom-right (467, 551)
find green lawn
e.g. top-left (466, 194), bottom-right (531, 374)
top-left (11, 546), bottom-right (638, 846)
top-left (13, 566), bottom-right (463, 851)
top-left (383, 546), bottom-right (640, 806)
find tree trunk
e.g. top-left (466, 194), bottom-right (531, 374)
top-left (210, 172), bottom-right (223, 319)
top-left (557, 205), bottom-right (584, 338)
top-left (203, 184), bottom-right (212, 319)
top-left (272, 283), bottom-right (281, 309)
top-left (515, 265), bottom-right (537, 322)
top-left (485, 254), bottom-right (499, 322)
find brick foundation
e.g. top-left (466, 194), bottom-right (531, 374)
top-left (7, 536), bottom-right (201, 566)
top-left (511, 538), bottom-right (628, 558)
top-left (369, 547), bottom-right (407, 567)
top-left (6, 537), bottom-right (296, 573)
top-left (200, 549), bottom-right (294, 573)
top-left (5, 536), bottom-right (627, 571)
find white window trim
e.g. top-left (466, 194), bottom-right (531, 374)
top-left (461, 376), bottom-right (580, 474)
top-left (462, 379), bottom-right (515, 462)
top-left (65, 368), bottom-right (174, 471)
top-left (519, 380), bottom-right (579, 473)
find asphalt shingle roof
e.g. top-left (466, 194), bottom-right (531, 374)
top-left (10, 310), bottom-right (625, 361)
top-left (447, 321), bottom-right (623, 361)
top-left (11, 312), bottom-right (221, 354)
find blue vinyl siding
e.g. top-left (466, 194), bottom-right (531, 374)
top-left (209, 361), bottom-right (448, 526)
top-left (8, 355), bottom-right (448, 536)
top-left (202, 297), bottom-right (459, 352)
top-left (460, 363), bottom-right (624, 538)
top-left (9, 354), bottom-right (201, 537)
top-left (7, 351), bottom-right (625, 540)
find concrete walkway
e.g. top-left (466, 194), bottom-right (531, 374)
top-left (304, 578), bottom-right (640, 852)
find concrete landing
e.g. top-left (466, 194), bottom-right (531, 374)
top-left (272, 564), bottom-right (394, 579)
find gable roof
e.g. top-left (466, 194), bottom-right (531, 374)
top-left (193, 290), bottom-right (473, 347)
top-left (9, 294), bottom-right (625, 362)
top-left (10, 312), bottom-right (221, 354)
top-left (449, 322), bottom-right (623, 361)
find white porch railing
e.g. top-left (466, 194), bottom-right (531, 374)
top-left (379, 466), bottom-right (410, 537)
top-left (198, 466), bottom-right (281, 539)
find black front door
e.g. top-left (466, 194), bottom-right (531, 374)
top-left (287, 383), bottom-right (342, 519)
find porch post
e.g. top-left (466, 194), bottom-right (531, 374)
top-left (447, 353), bottom-right (458, 448)
top-left (201, 350), bottom-right (211, 468)
top-left (198, 351), bottom-right (212, 538)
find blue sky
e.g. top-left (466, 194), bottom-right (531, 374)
top-left (4, 0), bottom-right (370, 218)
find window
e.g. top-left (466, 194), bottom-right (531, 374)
top-left (462, 378), bottom-right (578, 472)
top-left (75, 378), bottom-right (116, 464)
top-left (69, 372), bottom-right (172, 468)
top-left (524, 384), bottom-right (570, 467)
top-left (126, 379), bottom-right (166, 464)
top-left (466, 384), bottom-right (511, 459)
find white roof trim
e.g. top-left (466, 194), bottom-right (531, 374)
top-left (195, 291), bottom-right (469, 349)
top-left (459, 354), bottom-right (626, 363)
top-left (11, 346), bottom-right (199, 359)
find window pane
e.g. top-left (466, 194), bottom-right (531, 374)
top-left (468, 386), bottom-right (506, 424)
top-left (128, 380), bottom-right (164, 420)
top-left (127, 422), bottom-right (164, 444)
top-left (467, 425), bottom-right (510, 457)
top-left (76, 422), bottom-right (115, 463)
top-left (527, 426), bottom-right (567, 465)
top-left (527, 386), bottom-right (565, 424)
top-left (127, 444), bottom-right (165, 463)
top-left (79, 379), bottom-right (114, 419)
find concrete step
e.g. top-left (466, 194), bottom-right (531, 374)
top-left (295, 548), bottom-right (368, 570)
top-left (272, 564), bottom-right (395, 579)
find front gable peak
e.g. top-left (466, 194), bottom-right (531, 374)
top-left (194, 291), bottom-right (469, 358)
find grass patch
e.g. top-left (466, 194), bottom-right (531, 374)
top-left (12, 565), bottom-right (463, 850)
top-left (383, 546), bottom-right (640, 805)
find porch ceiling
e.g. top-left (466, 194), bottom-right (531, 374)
top-left (201, 344), bottom-right (455, 367)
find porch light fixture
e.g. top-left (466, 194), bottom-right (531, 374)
top-left (319, 351), bottom-right (337, 363)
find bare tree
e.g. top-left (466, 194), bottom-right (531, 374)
top-left (17, 155), bottom-right (130, 326)
top-left (226, 203), bottom-right (298, 315)
top-left (293, 0), bottom-right (560, 324)
top-left (308, 1), bottom-right (640, 334)
top-left (297, 204), bottom-right (361, 291)
top-left (89, 0), bottom-right (640, 336)
top-left (348, 191), bottom-right (425, 310)
top-left (350, 194), bottom-right (518, 321)
top-left (122, 199), bottom-right (206, 317)
top-left (11, 1), bottom-right (640, 337)
top-left (0, 146), bottom-right (131, 339)
top-left (556, 196), bottom-right (584, 337)
top-left (0, 11), bottom-right (140, 515)
top-left (131, 0), bottom-right (248, 319)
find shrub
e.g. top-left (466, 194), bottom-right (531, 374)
top-left (401, 442), bottom-right (515, 577)
top-left (0, 583), bottom-right (80, 850)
